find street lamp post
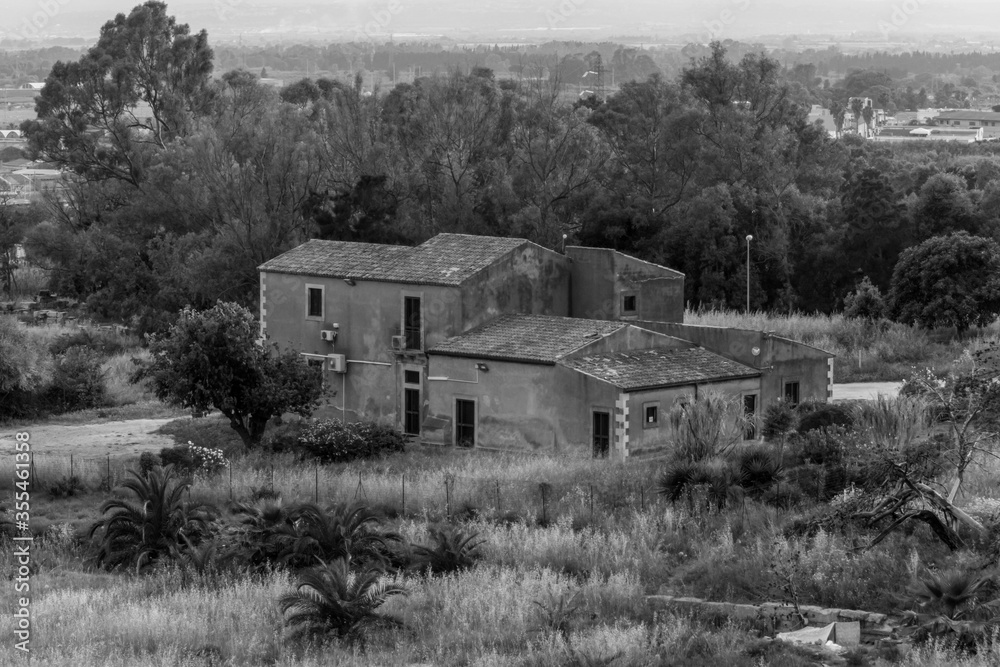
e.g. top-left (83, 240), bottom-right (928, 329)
top-left (745, 235), bottom-right (753, 314)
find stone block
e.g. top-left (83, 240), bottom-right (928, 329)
top-left (834, 621), bottom-right (861, 647)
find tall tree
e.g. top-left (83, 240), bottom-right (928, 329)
top-left (21, 1), bottom-right (213, 185)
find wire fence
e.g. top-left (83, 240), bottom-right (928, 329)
top-left (4, 452), bottom-right (665, 524)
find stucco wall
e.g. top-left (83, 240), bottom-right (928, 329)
top-left (460, 243), bottom-right (571, 331)
top-left (637, 321), bottom-right (833, 410)
top-left (423, 355), bottom-right (618, 458)
top-left (260, 271), bottom-right (464, 423)
top-left (566, 247), bottom-right (684, 323)
top-left (625, 377), bottom-right (761, 458)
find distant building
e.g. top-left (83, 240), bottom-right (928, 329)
top-left (20, 83), bottom-right (44, 90)
top-left (874, 126), bottom-right (983, 143)
top-left (807, 105), bottom-right (838, 138)
top-left (932, 110), bottom-right (1000, 138)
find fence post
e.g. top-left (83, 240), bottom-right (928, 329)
top-left (401, 474), bottom-right (405, 516)
top-left (107, 454), bottom-right (111, 489)
top-left (70, 454), bottom-right (73, 479)
top-left (495, 479), bottom-right (501, 513)
top-left (540, 483), bottom-right (549, 525)
top-left (640, 485), bottom-right (645, 512)
top-left (589, 484), bottom-right (594, 522)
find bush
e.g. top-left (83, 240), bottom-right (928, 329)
top-left (298, 419), bottom-right (406, 463)
top-left (762, 401), bottom-right (796, 441)
top-left (261, 421), bottom-right (307, 454)
top-left (843, 276), bottom-right (886, 321)
top-left (45, 345), bottom-right (107, 412)
top-left (48, 327), bottom-right (135, 358)
top-left (47, 475), bottom-right (85, 498)
top-left (139, 452), bottom-right (160, 476)
top-left (796, 402), bottom-right (855, 434)
top-left (158, 442), bottom-right (228, 477)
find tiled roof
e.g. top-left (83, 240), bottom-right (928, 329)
top-left (561, 347), bottom-right (760, 391)
top-left (258, 233), bottom-right (528, 286)
top-left (429, 314), bottom-right (627, 364)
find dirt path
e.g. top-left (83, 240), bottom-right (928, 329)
top-left (831, 382), bottom-right (903, 402)
top-left (0, 418), bottom-right (183, 459)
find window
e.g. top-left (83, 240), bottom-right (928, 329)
top-left (643, 402), bottom-right (659, 429)
top-left (404, 388), bottom-right (420, 435)
top-left (306, 285), bottom-right (324, 320)
top-left (403, 296), bottom-right (422, 350)
top-left (784, 381), bottom-right (800, 406)
top-left (743, 394), bottom-right (758, 440)
top-left (593, 410), bottom-right (611, 458)
top-left (455, 399), bottom-right (476, 447)
top-left (622, 294), bottom-right (637, 314)
top-left (404, 370), bottom-right (420, 385)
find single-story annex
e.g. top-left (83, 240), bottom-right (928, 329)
top-left (259, 233), bottom-right (834, 460)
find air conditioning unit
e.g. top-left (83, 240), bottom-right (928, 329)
top-left (391, 335), bottom-right (405, 351)
top-left (327, 353), bottom-right (346, 373)
top-left (320, 329), bottom-right (337, 342)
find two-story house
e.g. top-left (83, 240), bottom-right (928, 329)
top-left (259, 233), bottom-right (834, 460)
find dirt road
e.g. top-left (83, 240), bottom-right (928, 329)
top-left (831, 382), bottom-right (902, 402)
top-left (0, 418), bottom-right (182, 458)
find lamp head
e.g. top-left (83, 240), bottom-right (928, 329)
top-left (746, 235), bottom-right (753, 242)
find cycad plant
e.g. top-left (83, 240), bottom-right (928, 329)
top-left (87, 465), bottom-right (212, 571)
top-left (279, 557), bottom-right (407, 641)
top-left (411, 525), bottom-right (485, 574)
top-left (279, 502), bottom-right (400, 570)
top-left (228, 499), bottom-right (298, 570)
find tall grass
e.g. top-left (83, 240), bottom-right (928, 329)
top-left (686, 308), bottom-right (1000, 382)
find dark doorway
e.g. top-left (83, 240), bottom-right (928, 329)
top-left (404, 388), bottom-right (420, 435)
top-left (455, 399), bottom-right (476, 447)
top-left (593, 410), bottom-right (611, 458)
top-left (743, 394), bottom-right (757, 440)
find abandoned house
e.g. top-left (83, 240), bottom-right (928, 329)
top-left (258, 233), bottom-right (834, 460)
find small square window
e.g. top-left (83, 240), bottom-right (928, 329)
top-left (645, 406), bottom-right (657, 424)
top-left (642, 402), bottom-right (659, 429)
top-left (404, 370), bottom-right (420, 384)
top-left (622, 295), bottom-right (637, 313)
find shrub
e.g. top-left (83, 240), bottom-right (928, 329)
top-left (261, 420), bottom-right (306, 454)
top-left (298, 419), bottom-right (406, 463)
top-left (139, 452), bottom-right (160, 476)
top-left (411, 526), bottom-right (485, 575)
top-left (48, 327), bottom-right (135, 358)
top-left (0, 315), bottom-right (52, 419)
top-left (843, 276), bottom-right (886, 321)
top-left (46, 345), bottom-right (107, 412)
top-left (159, 444), bottom-right (197, 474)
top-left (796, 402), bottom-right (856, 434)
top-left (47, 475), bottom-right (85, 498)
top-left (158, 442), bottom-right (228, 478)
top-left (762, 401), bottom-right (796, 441)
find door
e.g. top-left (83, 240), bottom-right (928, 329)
top-left (593, 410), bottom-right (611, 459)
top-left (404, 388), bottom-right (420, 435)
top-left (743, 394), bottom-right (758, 440)
top-left (455, 399), bottom-right (476, 447)
top-left (403, 296), bottom-right (422, 350)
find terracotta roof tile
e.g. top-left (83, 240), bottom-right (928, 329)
top-left (561, 347), bottom-right (760, 391)
top-left (259, 233), bottom-right (528, 286)
top-left (429, 314), bottom-right (627, 364)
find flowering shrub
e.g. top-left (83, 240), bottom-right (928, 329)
top-left (188, 443), bottom-right (229, 477)
top-left (298, 419), bottom-right (406, 463)
top-left (158, 441), bottom-right (228, 477)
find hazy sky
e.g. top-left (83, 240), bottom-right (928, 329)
top-left (6, 0), bottom-right (1000, 44)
